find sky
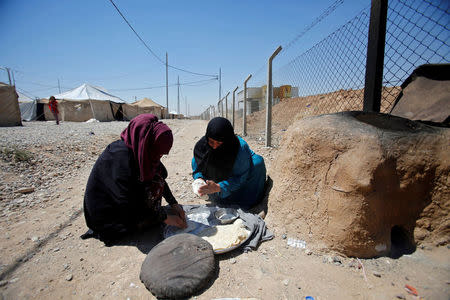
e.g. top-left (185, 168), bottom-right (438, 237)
top-left (0, 0), bottom-right (370, 116)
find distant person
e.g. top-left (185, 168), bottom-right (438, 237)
top-left (82, 114), bottom-right (186, 245)
top-left (191, 117), bottom-right (266, 209)
top-left (48, 96), bottom-right (59, 125)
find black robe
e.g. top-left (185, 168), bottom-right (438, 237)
top-left (83, 140), bottom-right (176, 242)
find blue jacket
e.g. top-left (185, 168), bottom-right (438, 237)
top-left (192, 136), bottom-right (266, 208)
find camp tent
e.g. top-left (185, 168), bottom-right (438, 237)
top-left (390, 64), bottom-right (450, 124)
top-left (53, 83), bottom-right (125, 122)
top-left (0, 82), bottom-right (22, 126)
top-left (123, 97), bottom-right (166, 120)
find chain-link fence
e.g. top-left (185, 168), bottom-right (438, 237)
top-left (201, 0), bottom-right (449, 146)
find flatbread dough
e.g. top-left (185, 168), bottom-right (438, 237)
top-left (198, 219), bottom-right (250, 250)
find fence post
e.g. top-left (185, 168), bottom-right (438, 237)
top-left (265, 46), bottom-right (282, 147)
top-left (243, 74), bottom-right (252, 136)
top-left (363, 0), bottom-right (388, 112)
top-left (224, 92), bottom-right (230, 120)
top-left (232, 86), bottom-right (239, 128)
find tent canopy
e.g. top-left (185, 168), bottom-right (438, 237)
top-left (0, 82), bottom-right (22, 126)
top-left (131, 97), bottom-right (163, 108)
top-left (54, 83), bottom-right (124, 103)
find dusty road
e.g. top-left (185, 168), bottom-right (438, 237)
top-left (0, 119), bottom-right (448, 299)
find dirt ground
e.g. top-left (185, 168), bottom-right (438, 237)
top-left (0, 119), bottom-right (449, 300)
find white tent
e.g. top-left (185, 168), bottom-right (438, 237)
top-left (53, 83), bottom-right (125, 122)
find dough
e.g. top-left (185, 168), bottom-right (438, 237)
top-left (198, 219), bottom-right (250, 251)
top-left (192, 179), bottom-right (208, 200)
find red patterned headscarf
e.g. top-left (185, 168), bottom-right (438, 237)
top-left (120, 114), bottom-right (173, 182)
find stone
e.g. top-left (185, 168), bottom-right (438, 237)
top-left (65, 274), bottom-right (73, 281)
top-left (270, 112), bottom-right (449, 258)
top-left (15, 187), bottom-right (34, 194)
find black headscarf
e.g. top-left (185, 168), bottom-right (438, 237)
top-left (193, 117), bottom-right (240, 182)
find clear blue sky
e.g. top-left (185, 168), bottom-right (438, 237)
top-left (0, 0), bottom-right (369, 115)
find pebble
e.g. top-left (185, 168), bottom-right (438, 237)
top-left (333, 256), bottom-right (342, 264)
top-left (230, 258), bottom-right (236, 264)
top-left (281, 234), bottom-right (287, 239)
top-left (15, 187), bottom-right (34, 194)
top-left (9, 278), bottom-right (18, 284)
top-left (305, 249), bottom-right (312, 255)
top-left (283, 279), bottom-right (289, 286)
top-left (373, 272), bottom-right (382, 277)
top-left (31, 236), bottom-right (39, 242)
top-left (65, 274), bottom-right (73, 281)
top-left (396, 294), bottom-right (406, 299)
top-left (0, 281), bottom-right (7, 287)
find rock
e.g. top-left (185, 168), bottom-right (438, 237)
top-left (396, 294), bottom-right (406, 299)
top-left (373, 272), bottom-right (382, 277)
top-left (65, 274), bottom-right (73, 281)
top-left (281, 234), bottom-right (287, 239)
top-left (0, 280), bottom-right (7, 287)
top-left (283, 279), bottom-right (289, 286)
top-left (333, 256), bottom-right (342, 264)
top-left (270, 112), bottom-right (450, 258)
top-left (230, 258), bottom-right (236, 264)
top-left (305, 249), bottom-right (312, 255)
top-left (15, 187), bottom-right (34, 194)
top-left (31, 236), bottom-right (39, 242)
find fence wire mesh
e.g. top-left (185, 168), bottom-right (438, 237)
top-left (204, 0), bottom-right (449, 146)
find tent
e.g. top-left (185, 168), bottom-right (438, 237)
top-left (123, 97), bottom-right (166, 120)
top-left (53, 83), bottom-right (125, 122)
top-left (390, 64), bottom-right (450, 125)
top-left (0, 82), bottom-right (22, 126)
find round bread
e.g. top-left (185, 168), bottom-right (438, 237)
top-left (140, 233), bottom-right (216, 299)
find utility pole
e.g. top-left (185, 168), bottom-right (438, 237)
top-left (58, 79), bottom-right (61, 93)
top-left (177, 76), bottom-right (180, 115)
top-left (218, 68), bottom-right (221, 104)
top-left (185, 96), bottom-right (188, 117)
top-left (166, 52), bottom-right (169, 118)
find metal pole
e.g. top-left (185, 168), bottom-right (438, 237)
top-left (11, 70), bottom-right (15, 86)
top-left (225, 92), bottom-right (230, 120)
top-left (218, 68), bottom-right (221, 104)
top-left (363, 0), bottom-right (388, 112)
top-left (177, 76), bottom-right (180, 115)
top-left (266, 46), bottom-right (282, 147)
top-left (232, 86), bottom-right (238, 128)
top-left (58, 78), bottom-right (61, 93)
top-left (6, 67), bottom-right (12, 86)
top-left (243, 74), bottom-right (252, 136)
top-left (166, 52), bottom-right (169, 118)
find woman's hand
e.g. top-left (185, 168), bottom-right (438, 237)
top-left (171, 203), bottom-right (186, 222)
top-left (198, 180), bottom-right (221, 195)
top-left (164, 214), bottom-right (187, 229)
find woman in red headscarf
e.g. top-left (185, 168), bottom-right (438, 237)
top-left (82, 114), bottom-right (186, 245)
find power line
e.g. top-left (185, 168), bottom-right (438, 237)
top-left (109, 78), bottom-right (217, 91)
top-left (108, 0), bottom-right (218, 78)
